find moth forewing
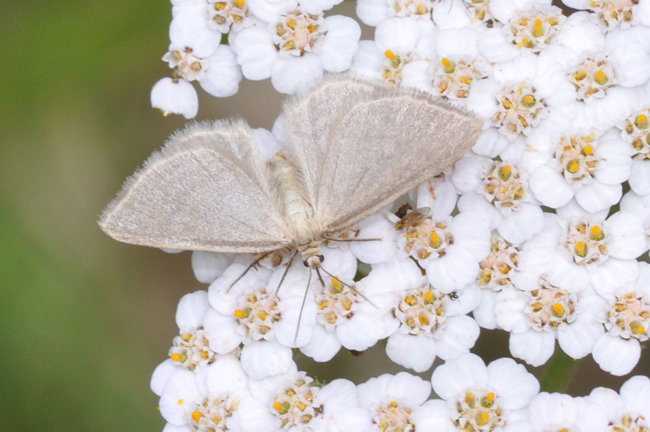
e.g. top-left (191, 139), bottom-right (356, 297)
top-left (98, 119), bottom-right (293, 253)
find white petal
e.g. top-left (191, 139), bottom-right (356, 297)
top-left (160, 370), bottom-right (200, 426)
top-left (417, 178), bottom-right (458, 221)
top-left (590, 258), bottom-right (639, 297)
top-left (432, 0), bottom-right (473, 29)
top-left (495, 287), bottom-right (529, 333)
top-left (592, 334), bottom-right (642, 376)
top-left (200, 45), bottom-right (242, 97)
top-left (240, 341), bottom-right (294, 379)
top-left (375, 17), bottom-right (422, 53)
top-left (529, 393), bottom-right (578, 428)
top-left (299, 0), bottom-right (342, 14)
top-left (452, 155), bottom-right (487, 193)
top-left (574, 181), bottom-right (621, 213)
top-left (192, 251), bottom-right (234, 284)
top-left (151, 359), bottom-right (181, 397)
top-left (247, 0), bottom-right (297, 22)
top-left (206, 357), bottom-right (248, 394)
top-left (620, 375), bottom-right (650, 419)
top-left (585, 86), bottom-right (634, 130)
top-left (356, 0), bottom-right (391, 26)
top-left (176, 290), bottom-right (210, 330)
top-left (436, 28), bottom-right (479, 58)
top-left (497, 203), bottom-right (544, 244)
top-left (274, 294), bottom-right (317, 348)
top-left (426, 245), bottom-right (479, 293)
top-left (349, 213), bottom-right (398, 265)
top-left (472, 289), bottom-right (498, 330)
top-left (151, 77), bottom-right (199, 119)
top-left (435, 315), bottom-right (480, 360)
top-left (232, 27), bottom-right (277, 80)
top-left (271, 53), bottom-right (324, 94)
top-left (387, 372), bottom-right (432, 406)
top-left (386, 332), bottom-right (437, 372)
top-left (629, 159), bottom-right (650, 195)
top-left (486, 357), bottom-right (540, 410)
top-left (411, 400), bottom-right (456, 432)
top-left (431, 353), bottom-right (488, 401)
top-left (607, 211), bottom-right (648, 260)
top-left (337, 309), bottom-right (385, 351)
top-left (458, 194), bottom-right (503, 231)
top-left (169, 12), bottom-right (221, 58)
top-left (349, 40), bottom-right (383, 81)
top-left (610, 42), bottom-right (650, 87)
top-left (319, 16), bottom-right (361, 72)
top-left (300, 324), bottom-right (342, 362)
top-left (450, 211), bottom-right (491, 260)
top-left (509, 330), bottom-right (556, 367)
top-left (401, 60), bottom-right (435, 92)
top-left (203, 308), bottom-right (243, 354)
top-left (318, 379), bottom-right (359, 413)
top-left (530, 165), bottom-right (574, 208)
top-left (557, 313), bottom-right (603, 359)
top-left (478, 28), bottom-right (520, 63)
top-left (593, 133), bottom-right (632, 185)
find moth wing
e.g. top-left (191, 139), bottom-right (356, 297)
top-left (281, 76), bottom-right (378, 206)
top-left (285, 78), bottom-right (483, 232)
top-left (99, 119), bottom-right (293, 253)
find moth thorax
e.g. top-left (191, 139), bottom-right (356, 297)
top-left (300, 240), bottom-right (324, 269)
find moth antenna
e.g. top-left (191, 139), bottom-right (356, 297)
top-left (315, 267), bottom-right (326, 288)
top-left (322, 236), bottom-right (383, 243)
top-left (294, 269), bottom-right (312, 346)
top-left (274, 250), bottom-right (299, 297)
top-left (226, 252), bottom-right (270, 293)
top-left (319, 267), bottom-right (378, 309)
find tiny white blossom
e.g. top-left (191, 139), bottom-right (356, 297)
top-left (529, 392), bottom-right (608, 432)
top-left (358, 372), bottom-right (433, 432)
top-left (151, 77), bottom-right (199, 119)
top-left (620, 108), bottom-right (650, 195)
top-left (592, 262), bottom-right (650, 376)
top-left (431, 353), bottom-right (540, 432)
top-left (589, 375), bottom-right (650, 431)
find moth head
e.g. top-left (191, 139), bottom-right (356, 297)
top-left (303, 254), bottom-right (324, 269)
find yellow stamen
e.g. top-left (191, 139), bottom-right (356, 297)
top-left (498, 165), bottom-right (512, 181)
top-left (533, 18), bottom-right (544, 37)
top-left (575, 241), bottom-right (588, 257)
top-left (636, 114), bottom-right (649, 130)
top-left (582, 144), bottom-right (594, 156)
top-left (192, 411), bottom-right (203, 422)
top-left (285, 18), bottom-right (297, 29)
top-left (234, 308), bottom-right (249, 319)
top-left (416, 3), bottom-right (427, 14)
top-left (430, 231), bottom-right (443, 249)
top-left (385, 50), bottom-right (397, 60)
top-left (424, 291), bottom-right (434, 304)
top-left (595, 69), bottom-right (608, 85)
top-left (590, 225), bottom-right (604, 241)
top-left (235, 0), bottom-right (245, 7)
top-left (552, 302), bottom-right (566, 317)
top-left (171, 353), bottom-right (184, 362)
top-left (521, 94), bottom-right (536, 108)
top-left (566, 159), bottom-right (580, 174)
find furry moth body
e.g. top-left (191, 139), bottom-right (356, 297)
top-left (99, 76), bottom-right (483, 269)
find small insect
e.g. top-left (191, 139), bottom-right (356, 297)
top-left (448, 291), bottom-right (459, 301)
top-left (99, 75), bottom-right (482, 324)
top-left (394, 207), bottom-right (431, 231)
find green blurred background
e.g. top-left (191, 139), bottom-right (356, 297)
top-left (1, 1), bottom-right (648, 431)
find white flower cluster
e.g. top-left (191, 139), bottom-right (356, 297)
top-left (147, 0), bottom-right (650, 430)
top-left (151, 0), bottom-right (361, 117)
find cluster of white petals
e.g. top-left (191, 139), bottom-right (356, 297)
top-left (147, 0), bottom-right (650, 429)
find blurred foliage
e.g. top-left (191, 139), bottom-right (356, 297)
top-left (0, 1), bottom-right (648, 431)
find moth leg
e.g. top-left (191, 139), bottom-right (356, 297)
top-left (273, 250), bottom-right (299, 297)
top-left (319, 266), bottom-right (378, 309)
top-left (226, 252), bottom-right (271, 293)
top-left (322, 236), bottom-right (383, 242)
top-left (294, 269), bottom-right (313, 346)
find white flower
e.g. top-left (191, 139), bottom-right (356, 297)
top-left (479, 1), bottom-right (567, 63)
top-left (471, 234), bottom-right (526, 330)
top-left (495, 247), bottom-right (605, 366)
top-left (168, 290), bottom-right (217, 371)
top-left (151, 77), bottom-right (199, 119)
top-left (431, 353), bottom-right (540, 432)
top-left (158, 356), bottom-right (252, 432)
top-left (358, 258), bottom-right (481, 372)
top-left (246, 366), bottom-right (367, 432)
top-left (170, 11), bottom-right (222, 59)
top-left (453, 154), bottom-right (544, 244)
top-left (524, 128), bottom-right (632, 212)
top-left (232, 7), bottom-right (361, 94)
top-left (592, 262), bottom-right (650, 376)
top-left (192, 251), bottom-right (236, 284)
top-left (358, 372), bottom-right (432, 432)
top-left (299, 270), bottom-right (387, 362)
top-left (199, 45), bottom-right (243, 97)
top-left (356, 0), bottom-right (438, 27)
top-left (562, 0), bottom-right (649, 31)
top-left (387, 206), bottom-right (491, 293)
top-left (620, 108), bottom-right (650, 195)
top-left (202, 260), bottom-right (301, 379)
top-left (208, 0), bottom-right (254, 33)
top-left (349, 17), bottom-right (433, 87)
top-left (589, 375), bottom-right (650, 432)
top-left (620, 190), bottom-right (650, 251)
top-left (528, 392), bottom-right (608, 432)
top-left (460, 0), bottom-right (498, 28)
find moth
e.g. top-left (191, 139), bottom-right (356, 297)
top-left (99, 75), bottom-right (482, 280)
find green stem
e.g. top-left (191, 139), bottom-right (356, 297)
top-left (539, 349), bottom-right (580, 393)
